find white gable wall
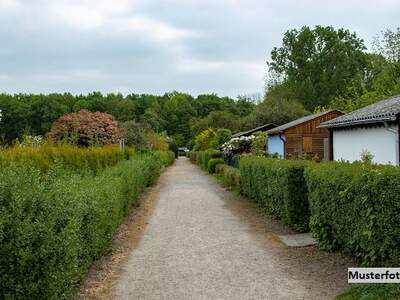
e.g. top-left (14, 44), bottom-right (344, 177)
top-left (333, 125), bottom-right (398, 165)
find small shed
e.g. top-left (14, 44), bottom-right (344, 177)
top-left (267, 110), bottom-right (343, 160)
top-left (232, 123), bottom-right (276, 138)
top-left (319, 96), bottom-right (400, 165)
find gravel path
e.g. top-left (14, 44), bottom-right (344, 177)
top-left (111, 157), bottom-right (349, 300)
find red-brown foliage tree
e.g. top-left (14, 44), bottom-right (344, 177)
top-left (48, 110), bottom-right (121, 146)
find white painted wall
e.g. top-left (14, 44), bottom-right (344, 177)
top-left (333, 125), bottom-right (398, 165)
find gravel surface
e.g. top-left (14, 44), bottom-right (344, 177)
top-left (111, 157), bottom-right (350, 300)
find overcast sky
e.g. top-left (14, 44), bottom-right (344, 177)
top-left (0, 0), bottom-right (399, 98)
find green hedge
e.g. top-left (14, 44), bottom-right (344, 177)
top-left (240, 157), bottom-right (311, 232)
top-left (305, 162), bottom-right (400, 266)
top-left (0, 151), bottom-right (174, 299)
top-left (190, 150), bottom-right (222, 170)
top-left (207, 158), bottom-right (224, 174)
top-left (216, 164), bottom-right (241, 187)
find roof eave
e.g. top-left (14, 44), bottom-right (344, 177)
top-left (319, 116), bottom-right (397, 129)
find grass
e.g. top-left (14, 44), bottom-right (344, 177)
top-left (337, 284), bottom-right (400, 300)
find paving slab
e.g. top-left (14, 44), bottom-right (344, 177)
top-left (277, 233), bottom-right (317, 247)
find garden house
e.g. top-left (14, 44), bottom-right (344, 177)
top-left (319, 96), bottom-right (400, 165)
top-left (266, 110), bottom-right (343, 160)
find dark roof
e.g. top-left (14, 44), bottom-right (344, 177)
top-left (319, 95), bottom-right (400, 129)
top-left (267, 110), bottom-right (341, 135)
top-left (232, 123), bottom-right (276, 138)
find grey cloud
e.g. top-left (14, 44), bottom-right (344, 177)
top-left (0, 0), bottom-right (399, 97)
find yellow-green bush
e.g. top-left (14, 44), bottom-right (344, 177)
top-left (0, 151), bottom-right (174, 299)
top-left (0, 145), bottom-right (134, 174)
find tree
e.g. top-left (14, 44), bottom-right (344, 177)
top-left (210, 128), bottom-right (232, 149)
top-left (160, 92), bottom-right (197, 145)
top-left (121, 121), bottom-right (150, 150)
top-left (268, 26), bottom-right (369, 110)
top-left (331, 28), bottom-right (400, 112)
top-left (194, 129), bottom-right (216, 150)
top-left (242, 95), bottom-right (307, 130)
top-left (190, 111), bottom-right (241, 136)
top-left (29, 96), bottom-right (69, 136)
top-left (48, 110), bottom-right (121, 147)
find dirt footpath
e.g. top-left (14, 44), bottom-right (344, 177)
top-left (108, 157), bottom-right (350, 300)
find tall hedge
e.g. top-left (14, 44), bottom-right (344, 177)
top-left (240, 157), bottom-right (311, 232)
top-left (0, 151), bottom-right (174, 299)
top-left (305, 162), bottom-right (400, 266)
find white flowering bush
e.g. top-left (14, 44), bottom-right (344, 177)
top-left (221, 135), bottom-right (255, 154)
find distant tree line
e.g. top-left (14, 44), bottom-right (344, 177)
top-left (0, 92), bottom-right (255, 146)
top-left (1, 26), bottom-right (399, 148)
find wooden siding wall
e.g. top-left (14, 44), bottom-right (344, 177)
top-left (284, 111), bottom-right (343, 160)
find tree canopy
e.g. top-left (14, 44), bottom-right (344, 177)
top-left (268, 26), bottom-right (369, 110)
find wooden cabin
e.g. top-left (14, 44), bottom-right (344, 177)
top-left (266, 110), bottom-right (343, 160)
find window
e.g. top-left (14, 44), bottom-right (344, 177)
top-left (303, 137), bottom-right (312, 153)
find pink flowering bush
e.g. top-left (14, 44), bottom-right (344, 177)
top-left (48, 110), bottom-right (121, 147)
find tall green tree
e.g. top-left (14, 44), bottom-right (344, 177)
top-left (331, 28), bottom-right (400, 111)
top-left (268, 26), bottom-right (369, 110)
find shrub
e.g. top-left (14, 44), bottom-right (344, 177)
top-left (198, 150), bottom-right (222, 170)
top-left (0, 152), bottom-right (174, 299)
top-left (250, 131), bottom-right (267, 156)
top-left (0, 145), bottom-right (132, 174)
top-left (152, 150), bottom-right (176, 167)
top-left (305, 162), bottom-right (400, 266)
top-left (216, 164), bottom-right (241, 187)
top-left (194, 129), bottom-right (216, 150)
top-left (224, 153), bottom-right (240, 168)
top-left (240, 157), bottom-right (311, 232)
top-left (207, 158), bottom-right (224, 174)
top-left (48, 110), bottom-right (121, 147)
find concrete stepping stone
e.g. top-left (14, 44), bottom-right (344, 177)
top-left (277, 233), bottom-right (317, 247)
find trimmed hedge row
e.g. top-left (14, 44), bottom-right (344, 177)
top-left (239, 156), bottom-right (400, 266)
top-left (215, 164), bottom-right (241, 188)
top-left (0, 145), bottom-right (135, 174)
top-left (190, 150), bottom-right (222, 170)
top-left (207, 158), bottom-right (224, 173)
top-left (305, 162), bottom-right (400, 266)
top-left (0, 151), bottom-right (174, 299)
top-left (240, 157), bottom-right (311, 232)
top-left (192, 151), bottom-right (400, 266)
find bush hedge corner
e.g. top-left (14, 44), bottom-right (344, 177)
top-left (240, 157), bottom-right (311, 232)
top-left (207, 158), bottom-right (224, 174)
